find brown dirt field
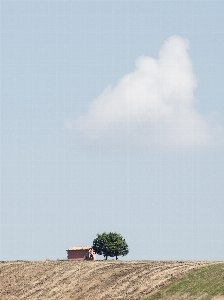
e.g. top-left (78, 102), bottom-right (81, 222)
top-left (0, 260), bottom-right (214, 300)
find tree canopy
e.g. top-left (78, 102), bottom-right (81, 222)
top-left (92, 232), bottom-right (129, 260)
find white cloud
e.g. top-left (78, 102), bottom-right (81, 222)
top-left (72, 36), bottom-right (223, 150)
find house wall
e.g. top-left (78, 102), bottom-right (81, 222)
top-left (67, 249), bottom-right (96, 260)
top-left (67, 250), bottom-right (87, 260)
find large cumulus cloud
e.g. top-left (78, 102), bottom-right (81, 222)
top-left (70, 36), bottom-right (223, 150)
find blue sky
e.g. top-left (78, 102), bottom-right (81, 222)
top-left (1, 0), bottom-right (224, 261)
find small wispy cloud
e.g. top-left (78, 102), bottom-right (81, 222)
top-left (68, 36), bottom-right (223, 150)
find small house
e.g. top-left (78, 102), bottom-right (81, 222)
top-left (66, 246), bottom-right (96, 260)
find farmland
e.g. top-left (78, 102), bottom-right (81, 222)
top-left (1, 260), bottom-right (219, 299)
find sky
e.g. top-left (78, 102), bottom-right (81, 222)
top-left (1, 0), bottom-right (224, 261)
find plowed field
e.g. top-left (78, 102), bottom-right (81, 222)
top-left (0, 260), bottom-right (214, 300)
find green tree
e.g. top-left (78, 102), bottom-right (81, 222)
top-left (92, 232), bottom-right (129, 260)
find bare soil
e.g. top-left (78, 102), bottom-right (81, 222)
top-left (0, 260), bottom-right (214, 300)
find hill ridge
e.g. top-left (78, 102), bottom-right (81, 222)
top-left (0, 260), bottom-right (219, 300)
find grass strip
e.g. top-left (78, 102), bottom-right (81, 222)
top-left (144, 263), bottom-right (224, 300)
